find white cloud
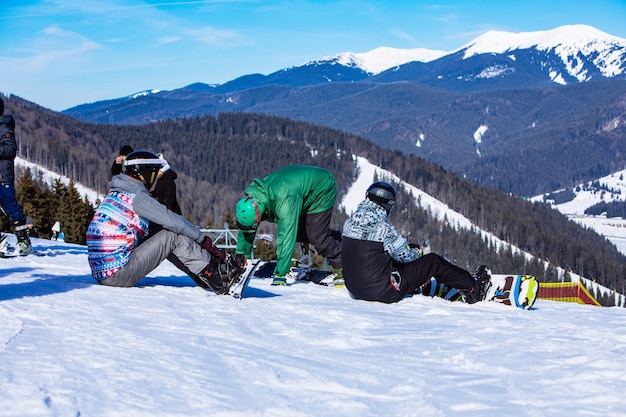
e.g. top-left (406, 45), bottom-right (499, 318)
top-left (186, 26), bottom-right (249, 47)
top-left (3, 25), bottom-right (101, 73)
top-left (156, 35), bottom-right (184, 45)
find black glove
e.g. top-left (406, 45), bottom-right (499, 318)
top-left (199, 236), bottom-right (226, 263)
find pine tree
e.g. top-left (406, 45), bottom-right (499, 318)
top-left (11, 173), bottom-right (95, 245)
top-left (222, 207), bottom-right (237, 230)
top-left (59, 180), bottom-right (93, 245)
top-left (15, 169), bottom-right (48, 232)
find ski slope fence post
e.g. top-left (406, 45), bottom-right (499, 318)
top-left (200, 225), bottom-right (257, 260)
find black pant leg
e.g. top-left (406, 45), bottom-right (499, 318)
top-left (395, 253), bottom-right (474, 296)
top-left (304, 209), bottom-right (342, 268)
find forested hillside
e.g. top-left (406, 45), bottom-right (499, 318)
top-left (4, 94), bottom-right (626, 293)
top-left (64, 79), bottom-right (626, 197)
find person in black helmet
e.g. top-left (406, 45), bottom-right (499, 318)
top-left (341, 181), bottom-right (490, 304)
top-left (86, 150), bottom-right (242, 293)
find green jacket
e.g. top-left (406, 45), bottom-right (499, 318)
top-left (236, 165), bottom-right (337, 277)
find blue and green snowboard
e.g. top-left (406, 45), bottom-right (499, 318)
top-left (421, 274), bottom-right (540, 309)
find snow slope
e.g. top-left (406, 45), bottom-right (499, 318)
top-left (2, 237), bottom-right (626, 417)
top-left (2, 156), bottom-right (626, 416)
top-left (15, 157), bottom-right (104, 206)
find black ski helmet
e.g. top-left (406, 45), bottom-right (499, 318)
top-left (122, 150), bottom-right (166, 189)
top-left (366, 181), bottom-right (397, 212)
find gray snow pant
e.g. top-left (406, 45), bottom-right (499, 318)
top-left (100, 229), bottom-right (211, 287)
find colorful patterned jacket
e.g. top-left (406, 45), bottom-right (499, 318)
top-left (86, 174), bottom-right (203, 281)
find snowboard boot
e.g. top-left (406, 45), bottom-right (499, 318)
top-left (460, 265), bottom-right (491, 303)
top-left (331, 267), bottom-right (345, 288)
top-left (14, 220), bottom-right (33, 256)
top-left (194, 259), bottom-right (231, 294)
top-left (271, 276), bottom-right (288, 286)
top-left (224, 254), bottom-right (246, 286)
top-left (473, 265), bottom-right (492, 301)
top-left (419, 277), bottom-right (463, 301)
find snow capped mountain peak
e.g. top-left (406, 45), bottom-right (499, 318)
top-left (306, 25), bottom-right (626, 82)
top-left (460, 24), bottom-right (626, 56)
top-left (312, 46), bottom-right (449, 75)
top-left (458, 24), bottom-right (626, 81)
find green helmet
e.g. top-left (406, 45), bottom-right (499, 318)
top-left (236, 196), bottom-right (265, 230)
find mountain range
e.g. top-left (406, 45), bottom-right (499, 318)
top-left (316, 24), bottom-right (626, 84)
top-left (63, 25), bottom-right (626, 197)
top-left (69, 24), bottom-right (626, 100)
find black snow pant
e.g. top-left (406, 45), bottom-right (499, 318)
top-left (386, 253), bottom-right (474, 303)
top-left (296, 208), bottom-right (342, 269)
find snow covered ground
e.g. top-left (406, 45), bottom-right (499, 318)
top-left (2, 156), bottom-right (625, 415)
top-left (1, 237), bottom-right (626, 417)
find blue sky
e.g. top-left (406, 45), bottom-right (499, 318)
top-left (2, 0), bottom-right (625, 111)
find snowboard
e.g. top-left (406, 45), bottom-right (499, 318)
top-left (0, 247), bottom-right (51, 258)
top-left (289, 264), bottom-right (339, 286)
top-left (0, 234), bottom-right (50, 258)
top-left (227, 258), bottom-right (262, 299)
top-left (0, 253), bottom-right (50, 258)
top-left (484, 274), bottom-right (539, 309)
top-left (252, 260), bottom-right (340, 286)
top-left (292, 251), bottom-right (343, 286)
top-left (0, 251), bottom-right (52, 258)
top-left (421, 274), bottom-right (540, 310)
top-left (226, 257), bottom-right (341, 298)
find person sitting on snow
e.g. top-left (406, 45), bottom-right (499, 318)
top-left (86, 150), bottom-right (242, 293)
top-left (341, 181), bottom-right (491, 304)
